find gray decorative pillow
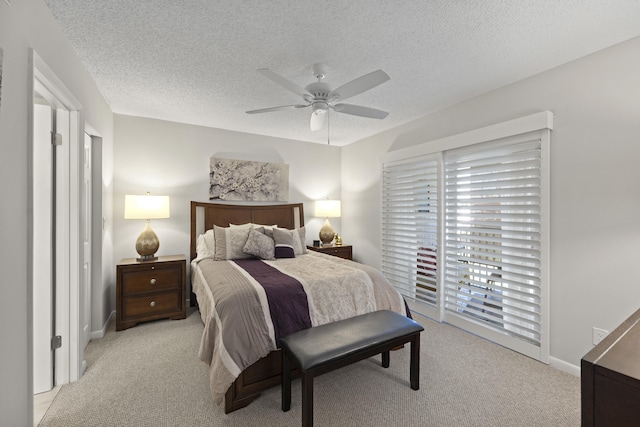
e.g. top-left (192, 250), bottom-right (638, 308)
top-left (273, 227), bottom-right (306, 258)
top-left (273, 227), bottom-right (295, 258)
top-left (293, 227), bottom-right (306, 255)
top-left (242, 229), bottom-right (275, 260)
top-left (213, 225), bottom-right (252, 260)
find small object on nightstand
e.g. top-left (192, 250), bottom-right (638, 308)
top-left (335, 234), bottom-right (342, 246)
top-left (116, 254), bottom-right (186, 331)
top-left (307, 245), bottom-right (352, 260)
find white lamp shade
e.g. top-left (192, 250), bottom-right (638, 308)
top-left (124, 194), bottom-right (170, 220)
top-left (315, 199), bottom-right (341, 218)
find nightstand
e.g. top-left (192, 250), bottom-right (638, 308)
top-left (116, 254), bottom-right (186, 331)
top-left (307, 245), bottom-right (353, 260)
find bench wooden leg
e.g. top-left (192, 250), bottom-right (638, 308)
top-left (302, 371), bottom-right (314, 427)
top-left (410, 333), bottom-right (420, 390)
top-left (282, 352), bottom-right (291, 412)
top-left (381, 350), bottom-right (390, 368)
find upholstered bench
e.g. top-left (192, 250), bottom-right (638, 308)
top-left (279, 310), bottom-right (424, 427)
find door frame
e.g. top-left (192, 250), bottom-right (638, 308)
top-left (29, 49), bottom-right (85, 387)
top-left (81, 131), bottom-right (92, 361)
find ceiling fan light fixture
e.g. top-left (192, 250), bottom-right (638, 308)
top-left (312, 102), bottom-right (328, 115)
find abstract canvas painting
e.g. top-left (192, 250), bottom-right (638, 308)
top-left (209, 157), bottom-right (289, 201)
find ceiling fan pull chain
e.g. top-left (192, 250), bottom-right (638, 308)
top-left (327, 109), bottom-right (330, 145)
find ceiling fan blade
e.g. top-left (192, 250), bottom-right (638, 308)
top-left (246, 104), bottom-right (308, 114)
top-left (257, 68), bottom-right (310, 98)
top-left (310, 112), bottom-right (326, 132)
top-left (329, 69), bottom-right (390, 102)
top-left (332, 103), bottom-right (389, 119)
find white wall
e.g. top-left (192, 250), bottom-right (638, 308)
top-left (0, 1), bottom-right (113, 424)
top-left (112, 114), bottom-right (341, 299)
top-left (342, 36), bottom-right (640, 372)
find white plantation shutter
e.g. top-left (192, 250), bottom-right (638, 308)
top-left (380, 113), bottom-right (551, 362)
top-left (381, 156), bottom-right (439, 307)
top-left (443, 137), bottom-right (545, 359)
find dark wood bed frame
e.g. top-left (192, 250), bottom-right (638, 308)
top-left (189, 201), bottom-right (305, 413)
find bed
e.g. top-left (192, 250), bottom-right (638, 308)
top-left (189, 201), bottom-right (407, 413)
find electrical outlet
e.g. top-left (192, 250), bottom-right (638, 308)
top-left (593, 327), bottom-right (609, 345)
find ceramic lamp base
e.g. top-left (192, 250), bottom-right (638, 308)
top-left (319, 218), bottom-right (336, 245)
top-left (135, 221), bottom-right (160, 261)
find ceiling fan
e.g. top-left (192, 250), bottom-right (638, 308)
top-left (246, 63), bottom-right (390, 132)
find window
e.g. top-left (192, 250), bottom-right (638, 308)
top-left (381, 113), bottom-right (550, 362)
top-left (381, 156), bottom-right (439, 306)
top-left (443, 136), bottom-right (545, 359)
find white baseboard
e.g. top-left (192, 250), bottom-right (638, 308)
top-left (549, 356), bottom-right (580, 377)
top-left (407, 307), bottom-right (581, 377)
top-left (90, 310), bottom-right (115, 340)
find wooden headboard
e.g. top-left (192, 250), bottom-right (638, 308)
top-left (190, 201), bottom-right (305, 261)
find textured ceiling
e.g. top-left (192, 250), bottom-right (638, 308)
top-left (46, 0), bottom-right (640, 146)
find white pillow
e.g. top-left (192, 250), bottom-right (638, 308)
top-left (204, 229), bottom-right (215, 256)
top-left (229, 223), bottom-right (252, 230)
top-left (254, 223), bottom-right (278, 231)
top-left (230, 222), bottom-right (278, 230)
top-left (196, 234), bottom-right (210, 258)
top-left (196, 229), bottom-right (216, 258)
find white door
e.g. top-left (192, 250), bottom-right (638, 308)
top-left (80, 133), bottom-right (92, 351)
top-left (33, 103), bottom-right (54, 394)
top-left (32, 50), bottom-right (86, 391)
top-left (53, 107), bottom-right (71, 384)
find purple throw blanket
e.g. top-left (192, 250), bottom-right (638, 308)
top-left (234, 259), bottom-right (312, 343)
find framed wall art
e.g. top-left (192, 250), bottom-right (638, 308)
top-left (209, 157), bottom-right (289, 202)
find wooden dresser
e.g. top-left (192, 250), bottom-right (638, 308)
top-left (582, 307), bottom-right (640, 426)
top-left (116, 254), bottom-right (186, 331)
top-left (307, 245), bottom-right (352, 260)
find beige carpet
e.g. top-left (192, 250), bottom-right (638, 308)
top-left (39, 309), bottom-right (580, 426)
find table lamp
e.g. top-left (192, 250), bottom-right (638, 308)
top-left (124, 193), bottom-right (170, 261)
top-left (315, 199), bottom-right (341, 246)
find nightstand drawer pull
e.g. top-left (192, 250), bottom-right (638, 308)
top-left (150, 301), bottom-right (156, 307)
top-left (150, 278), bottom-right (157, 285)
